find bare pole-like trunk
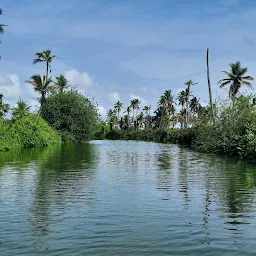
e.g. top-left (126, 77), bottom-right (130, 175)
top-left (206, 48), bottom-right (215, 125)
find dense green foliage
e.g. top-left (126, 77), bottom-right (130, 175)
top-left (0, 114), bottom-right (61, 151)
top-left (100, 93), bottom-right (256, 161)
top-left (42, 90), bottom-right (100, 142)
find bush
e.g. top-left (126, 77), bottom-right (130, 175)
top-left (42, 90), bottom-right (100, 142)
top-left (0, 114), bottom-right (61, 151)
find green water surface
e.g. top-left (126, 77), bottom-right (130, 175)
top-left (0, 140), bottom-right (256, 255)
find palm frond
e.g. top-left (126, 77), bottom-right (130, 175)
top-left (242, 81), bottom-right (253, 87)
top-left (32, 58), bottom-right (44, 65)
top-left (242, 76), bottom-right (254, 81)
top-left (219, 80), bottom-right (231, 88)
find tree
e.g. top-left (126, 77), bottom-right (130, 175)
top-left (33, 49), bottom-right (58, 81)
top-left (53, 75), bottom-right (69, 93)
top-left (143, 105), bottom-right (151, 128)
top-left (184, 80), bottom-right (197, 127)
top-left (124, 106), bottom-right (131, 129)
top-left (0, 8), bottom-right (7, 61)
top-left (206, 48), bottom-right (215, 125)
top-left (158, 95), bottom-right (167, 129)
top-left (0, 8), bottom-right (7, 35)
top-left (189, 96), bottom-right (201, 114)
top-left (42, 90), bottom-right (100, 142)
top-left (114, 100), bottom-right (123, 124)
top-left (25, 74), bottom-right (52, 123)
top-left (0, 93), bottom-right (9, 121)
top-left (12, 99), bottom-right (31, 119)
top-left (107, 109), bottom-right (117, 130)
top-left (218, 61), bottom-right (254, 102)
top-left (177, 90), bottom-right (186, 110)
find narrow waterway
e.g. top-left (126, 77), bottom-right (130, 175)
top-left (0, 140), bottom-right (256, 255)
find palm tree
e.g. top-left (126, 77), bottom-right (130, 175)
top-left (134, 98), bottom-right (141, 130)
top-left (137, 112), bottom-right (144, 129)
top-left (25, 74), bottom-right (52, 123)
top-left (184, 80), bottom-right (197, 127)
top-left (218, 61), bottom-right (254, 102)
top-left (189, 97), bottom-right (201, 114)
top-left (33, 49), bottom-right (58, 81)
top-left (164, 90), bottom-right (175, 127)
top-left (158, 95), bottom-right (167, 129)
top-left (124, 106), bottom-right (131, 129)
top-left (114, 100), bottom-right (123, 124)
top-left (53, 75), bottom-right (69, 93)
top-left (0, 8), bottom-right (7, 35)
top-left (12, 99), bottom-right (31, 119)
top-left (107, 109), bottom-right (118, 130)
top-left (206, 48), bottom-right (215, 125)
top-left (0, 93), bottom-right (9, 120)
top-left (177, 90), bottom-right (186, 110)
top-left (143, 105), bottom-right (151, 128)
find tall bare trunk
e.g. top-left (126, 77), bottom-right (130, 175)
top-left (46, 62), bottom-right (49, 81)
top-left (206, 48), bottom-right (215, 125)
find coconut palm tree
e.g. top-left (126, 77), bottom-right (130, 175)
top-left (53, 75), bottom-right (69, 93)
top-left (177, 90), bottom-right (186, 110)
top-left (114, 100), bottom-right (123, 124)
top-left (107, 109), bottom-right (117, 130)
top-left (25, 74), bottom-right (52, 123)
top-left (12, 99), bottom-right (31, 119)
top-left (143, 105), bottom-right (151, 128)
top-left (0, 8), bottom-right (7, 35)
top-left (0, 93), bottom-right (9, 120)
top-left (184, 80), bottom-right (197, 127)
top-left (218, 61), bottom-right (254, 102)
top-left (130, 99), bottom-right (140, 130)
top-left (33, 49), bottom-right (58, 81)
top-left (158, 95), bottom-right (167, 129)
top-left (189, 96), bottom-right (201, 114)
top-left (124, 106), bottom-right (131, 129)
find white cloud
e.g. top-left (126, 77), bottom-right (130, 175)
top-left (65, 69), bottom-right (95, 92)
top-left (97, 105), bottom-right (106, 117)
top-left (108, 91), bottom-right (120, 103)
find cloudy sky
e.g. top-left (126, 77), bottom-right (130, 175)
top-left (0, 0), bottom-right (255, 117)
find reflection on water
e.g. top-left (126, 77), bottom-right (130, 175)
top-left (0, 141), bottom-right (256, 255)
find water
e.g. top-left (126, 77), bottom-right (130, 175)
top-left (0, 140), bottom-right (256, 255)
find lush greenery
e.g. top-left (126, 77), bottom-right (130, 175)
top-left (42, 90), bottom-right (100, 142)
top-left (1, 7), bottom-right (256, 161)
top-left (0, 114), bottom-right (61, 151)
top-left (99, 61), bottom-right (256, 161)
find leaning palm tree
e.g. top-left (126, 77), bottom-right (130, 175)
top-left (53, 75), bottom-right (69, 93)
top-left (25, 74), bottom-right (52, 123)
top-left (12, 99), bottom-right (31, 119)
top-left (218, 61), bottom-right (254, 102)
top-left (0, 8), bottom-right (7, 35)
top-left (33, 49), bottom-right (58, 81)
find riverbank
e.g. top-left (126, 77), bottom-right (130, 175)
top-left (101, 124), bottom-right (256, 163)
top-left (0, 114), bottom-right (61, 151)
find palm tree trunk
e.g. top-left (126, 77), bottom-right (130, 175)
top-left (206, 48), bottom-right (215, 125)
top-left (185, 101), bottom-right (188, 128)
top-left (46, 62), bottom-right (49, 81)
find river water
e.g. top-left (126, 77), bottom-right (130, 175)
top-left (0, 140), bottom-right (256, 255)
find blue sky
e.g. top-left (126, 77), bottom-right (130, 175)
top-left (0, 0), bottom-right (255, 116)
